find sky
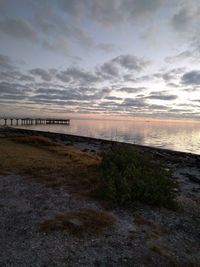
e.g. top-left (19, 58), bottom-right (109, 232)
top-left (0, 0), bottom-right (200, 121)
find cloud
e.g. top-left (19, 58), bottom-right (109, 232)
top-left (165, 50), bottom-right (193, 63)
top-left (162, 70), bottom-right (180, 82)
top-left (34, 11), bottom-right (114, 54)
top-left (0, 94), bottom-right (27, 101)
top-left (140, 24), bottom-right (157, 42)
top-left (97, 54), bottom-right (149, 79)
top-left (52, 22), bottom-right (95, 48)
top-left (99, 100), bottom-right (119, 107)
top-left (0, 70), bottom-right (19, 81)
top-left (0, 1), bottom-right (165, 60)
top-left (166, 82), bottom-right (180, 88)
top-left (0, 81), bottom-right (31, 103)
top-left (152, 68), bottom-right (185, 82)
top-left (29, 68), bottom-right (52, 81)
top-left (31, 85), bottom-right (112, 104)
top-left (118, 87), bottom-right (146, 93)
top-left (0, 10), bottom-right (96, 56)
top-left (0, 82), bottom-right (15, 94)
top-left (98, 61), bottom-right (119, 77)
top-left (42, 38), bottom-right (69, 55)
top-left (170, 3), bottom-right (200, 43)
top-left (146, 92), bottom-right (178, 101)
top-left (171, 7), bottom-right (193, 32)
top-left (181, 70), bottom-right (200, 85)
top-left (34, 87), bottom-right (92, 101)
top-left (56, 67), bottom-right (100, 85)
top-left (162, 68), bottom-right (184, 82)
top-left (121, 98), bottom-right (146, 107)
top-left (0, 76), bottom-right (195, 118)
top-left (96, 43), bottom-right (118, 53)
top-left (123, 74), bottom-right (137, 82)
top-left (0, 54), bottom-right (16, 70)
top-left (169, 2), bottom-right (200, 67)
top-left (192, 99), bottom-right (200, 103)
top-left (58, 0), bottom-right (163, 26)
top-left (136, 68), bottom-right (185, 84)
top-left (69, 25), bottom-right (94, 47)
top-left (42, 28), bottom-right (115, 54)
top-left (112, 54), bottom-right (150, 71)
top-left (122, 0), bottom-right (163, 19)
top-left (0, 17), bottom-right (38, 41)
top-left (0, 81), bottom-right (27, 94)
top-left (148, 104), bottom-right (168, 110)
top-left (39, 12), bottom-right (100, 53)
top-left (105, 96), bottom-right (123, 101)
top-left (19, 74), bottom-right (35, 82)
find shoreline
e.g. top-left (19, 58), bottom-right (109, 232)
top-left (1, 126), bottom-right (200, 186)
top-left (2, 126), bottom-right (200, 159)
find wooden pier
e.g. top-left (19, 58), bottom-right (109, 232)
top-left (1, 118), bottom-right (70, 126)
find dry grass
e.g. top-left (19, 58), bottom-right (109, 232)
top-left (150, 245), bottom-right (163, 255)
top-left (145, 231), bottom-right (161, 239)
top-left (134, 214), bottom-right (170, 237)
top-left (0, 135), bottom-right (100, 193)
top-left (40, 208), bottom-right (115, 236)
top-left (8, 135), bottom-right (59, 147)
top-left (134, 214), bottom-right (157, 228)
top-left (150, 245), bottom-right (179, 266)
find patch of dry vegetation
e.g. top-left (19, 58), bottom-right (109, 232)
top-left (145, 231), bottom-right (161, 239)
top-left (150, 245), bottom-right (180, 266)
top-left (0, 135), bottom-right (100, 193)
top-left (150, 245), bottom-right (164, 255)
top-left (40, 208), bottom-right (115, 236)
top-left (134, 214), bottom-right (157, 227)
top-left (9, 135), bottom-right (59, 147)
top-left (134, 214), bottom-right (170, 237)
top-left (0, 134), bottom-right (177, 211)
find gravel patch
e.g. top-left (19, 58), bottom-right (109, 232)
top-left (0, 173), bottom-right (199, 266)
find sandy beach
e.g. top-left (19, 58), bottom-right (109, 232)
top-left (0, 126), bottom-right (199, 266)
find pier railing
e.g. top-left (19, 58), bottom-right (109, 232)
top-left (0, 118), bottom-right (70, 126)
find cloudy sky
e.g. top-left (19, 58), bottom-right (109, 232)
top-left (0, 0), bottom-right (200, 120)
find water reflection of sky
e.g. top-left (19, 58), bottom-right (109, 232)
top-left (12, 119), bottom-right (200, 155)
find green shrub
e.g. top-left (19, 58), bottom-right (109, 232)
top-left (99, 145), bottom-right (177, 209)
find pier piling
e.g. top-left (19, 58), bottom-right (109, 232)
top-left (1, 118), bottom-right (70, 126)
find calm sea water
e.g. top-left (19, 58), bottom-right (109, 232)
top-left (11, 119), bottom-right (200, 155)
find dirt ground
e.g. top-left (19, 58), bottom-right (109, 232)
top-left (0, 128), bottom-right (200, 266)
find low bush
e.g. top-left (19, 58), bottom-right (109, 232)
top-left (98, 145), bottom-right (177, 209)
